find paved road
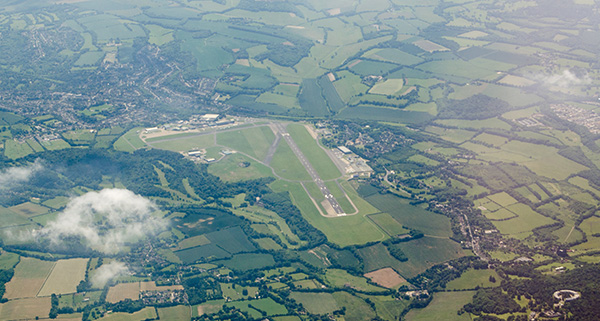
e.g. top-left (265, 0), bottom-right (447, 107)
top-left (274, 123), bottom-right (344, 215)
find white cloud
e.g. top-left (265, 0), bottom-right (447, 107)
top-left (32, 188), bottom-right (168, 254)
top-left (0, 160), bottom-right (43, 186)
top-left (91, 261), bottom-right (129, 288)
top-left (535, 69), bottom-right (591, 88)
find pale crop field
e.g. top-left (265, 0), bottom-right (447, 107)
top-left (38, 258), bottom-right (88, 296)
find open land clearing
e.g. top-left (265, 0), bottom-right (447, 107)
top-left (364, 268), bottom-right (407, 288)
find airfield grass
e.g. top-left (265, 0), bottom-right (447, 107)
top-left (405, 291), bottom-right (475, 321)
top-left (97, 307), bottom-right (157, 321)
top-left (269, 139), bottom-right (312, 181)
top-left (113, 127), bottom-right (146, 152)
top-left (4, 257), bottom-right (55, 299)
top-left (0, 297), bottom-right (51, 321)
top-left (38, 258), bottom-right (88, 296)
top-left (290, 292), bottom-right (338, 314)
top-left (446, 269), bottom-right (501, 290)
top-left (269, 180), bottom-right (385, 246)
top-left (208, 153), bottom-right (273, 182)
top-left (150, 133), bottom-right (215, 152)
top-left (157, 306), bottom-right (191, 321)
top-left (217, 126), bottom-right (275, 160)
top-left (323, 269), bottom-right (386, 292)
top-left (286, 123), bottom-right (341, 180)
top-left (324, 181), bottom-right (355, 214)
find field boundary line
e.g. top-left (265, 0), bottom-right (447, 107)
top-left (36, 261), bottom-right (58, 297)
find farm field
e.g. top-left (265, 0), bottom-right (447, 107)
top-left (0, 297), bottom-right (52, 320)
top-left (405, 291), bottom-right (475, 321)
top-left (4, 257), bottom-right (55, 299)
top-left (106, 282), bottom-right (140, 304)
top-left (157, 306), bottom-right (192, 321)
top-left (289, 292), bottom-right (338, 315)
top-left (364, 268), bottom-right (407, 289)
top-left (446, 269), bottom-right (501, 290)
top-left (97, 307), bottom-right (158, 321)
top-left (37, 258), bottom-right (88, 296)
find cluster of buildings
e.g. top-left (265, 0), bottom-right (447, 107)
top-left (145, 114), bottom-right (235, 133)
top-left (551, 104), bottom-right (600, 134)
top-left (333, 145), bottom-right (374, 177)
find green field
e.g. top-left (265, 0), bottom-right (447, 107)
top-left (157, 306), bottom-right (191, 321)
top-left (269, 140), bottom-right (312, 181)
top-left (446, 269), bottom-right (501, 290)
top-left (149, 133), bottom-right (215, 152)
top-left (323, 269), bottom-right (386, 292)
top-left (364, 194), bottom-right (452, 237)
top-left (217, 126), bottom-right (276, 160)
top-left (405, 291), bottom-right (475, 321)
top-left (492, 203), bottom-right (555, 238)
top-left (298, 79), bottom-right (330, 117)
top-left (290, 292), bottom-right (338, 314)
top-left (369, 79), bottom-right (404, 95)
top-left (208, 153), bottom-right (273, 182)
top-left (369, 213), bottom-right (410, 236)
top-left (214, 253), bottom-right (275, 271)
top-left (113, 128), bottom-right (146, 152)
